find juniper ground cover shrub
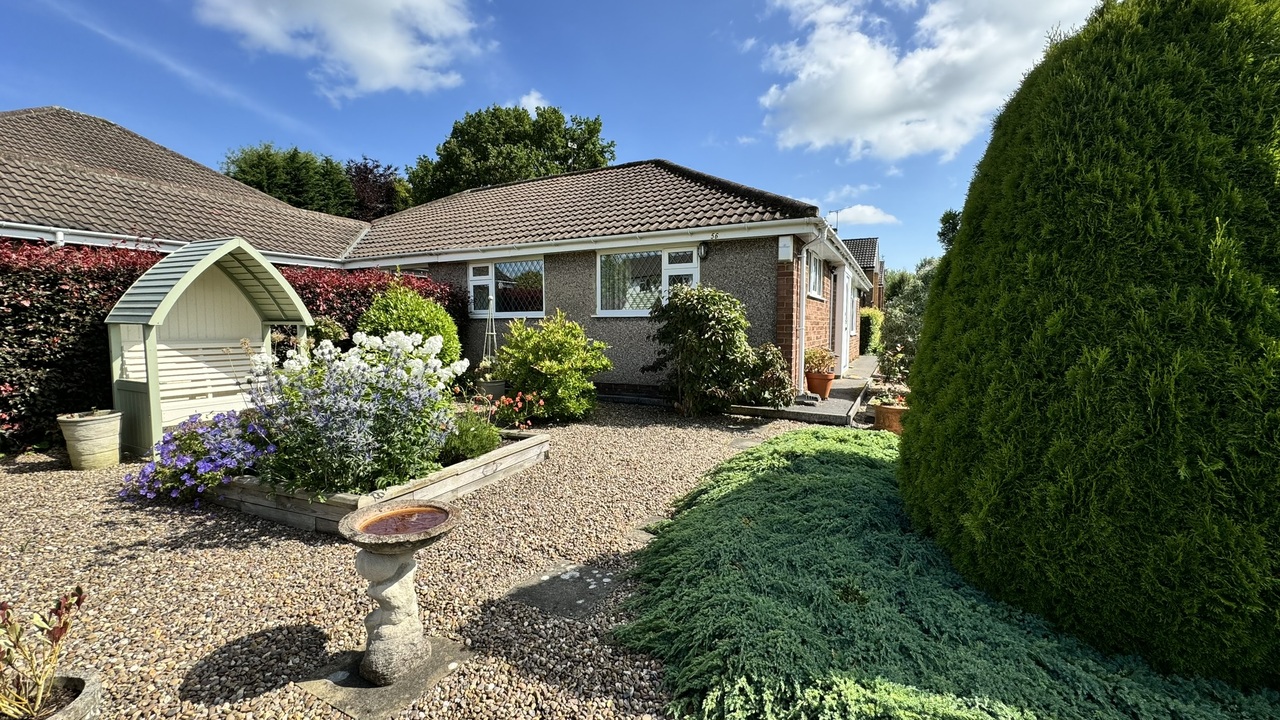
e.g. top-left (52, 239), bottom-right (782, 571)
top-left (899, 0), bottom-right (1280, 685)
top-left (617, 429), bottom-right (1280, 720)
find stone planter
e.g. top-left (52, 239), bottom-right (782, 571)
top-left (873, 405), bottom-right (907, 435)
top-left (213, 431), bottom-right (549, 534)
top-left (47, 671), bottom-right (102, 719)
top-left (57, 410), bottom-right (122, 470)
top-left (804, 371), bottom-right (836, 400)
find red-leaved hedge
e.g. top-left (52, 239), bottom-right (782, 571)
top-left (0, 239), bottom-right (466, 449)
top-left (0, 240), bottom-right (163, 447)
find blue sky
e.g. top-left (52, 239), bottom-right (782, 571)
top-left (2, 0), bottom-right (1096, 271)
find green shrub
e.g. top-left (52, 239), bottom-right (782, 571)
top-left (309, 315), bottom-right (348, 344)
top-left (859, 307), bottom-right (884, 354)
top-left (738, 343), bottom-right (794, 409)
top-left (493, 310), bottom-right (611, 421)
top-left (900, 0), bottom-right (1280, 686)
top-left (438, 411), bottom-right (501, 466)
top-left (357, 283), bottom-right (461, 364)
top-left (617, 429), bottom-right (1280, 720)
top-left (644, 285), bottom-right (757, 415)
top-left (880, 257), bottom-right (935, 371)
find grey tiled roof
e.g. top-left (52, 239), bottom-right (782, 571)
top-left (843, 237), bottom-right (879, 269)
top-left (353, 159), bottom-right (818, 259)
top-left (0, 107), bottom-right (368, 258)
top-left (0, 107), bottom-right (821, 262)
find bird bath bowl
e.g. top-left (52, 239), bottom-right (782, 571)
top-left (338, 499), bottom-right (459, 686)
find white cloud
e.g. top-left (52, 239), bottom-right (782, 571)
top-left (740, 37), bottom-right (759, 52)
top-left (518, 89), bottom-right (548, 115)
top-left (761, 0), bottom-right (1095, 161)
top-left (824, 183), bottom-right (878, 203)
top-left (737, 135), bottom-right (760, 145)
top-left (885, 165), bottom-right (903, 177)
top-left (831, 204), bottom-right (900, 225)
top-left (193, 0), bottom-right (482, 102)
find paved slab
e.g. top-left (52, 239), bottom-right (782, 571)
top-left (297, 642), bottom-right (471, 720)
top-left (507, 562), bottom-right (622, 620)
top-left (729, 355), bottom-right (878, 426)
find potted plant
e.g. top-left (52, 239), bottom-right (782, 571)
top-left (803, 347), bottom-right (838, 400)
top-left (474, 358), bottom-right (506, 400)
top-left (56, 409), bottom-right (122, 470)
top-left (868, 392), bottom-right (909, 435)
top-left (0, 586), bottom-right (100, 720)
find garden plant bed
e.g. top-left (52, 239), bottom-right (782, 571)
top-left (212, 430), bottom-right (549, 533)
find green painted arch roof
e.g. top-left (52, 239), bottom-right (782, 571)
top-left (105, 236), bottom-right (313, 326)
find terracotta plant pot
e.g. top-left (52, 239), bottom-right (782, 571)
top-left (47, 671), bottom-right (102, 719)
top-left (873, 404), bottom-right (908, 435)
top-left (56, 410), bottom-right (122, 470)
top-left (804, 371), bottom-right (836, 400)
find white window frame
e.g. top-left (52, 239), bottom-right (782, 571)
top-left (468, 256), bottom-right (546, 319)
top-left (595, 246), bottom-right (700, 317)
top-left (807, 251), bottom-right (824, 299)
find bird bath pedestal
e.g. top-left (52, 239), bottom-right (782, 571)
top-left (338, 499), bottom-right (458, 687)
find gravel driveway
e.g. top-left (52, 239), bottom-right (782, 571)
top-left (1, 403), bottom-right (801, 719)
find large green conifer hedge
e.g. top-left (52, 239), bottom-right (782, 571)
top-left (900, 0), bottom-right (1280, 685)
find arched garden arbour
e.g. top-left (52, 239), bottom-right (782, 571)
top-left (105, 236), bottom-right (312, 456)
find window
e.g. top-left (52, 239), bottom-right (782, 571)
top-left (807, 251), bottom-right (824, 298)
top-left (469, 258), bottom-right (544, 317)
top-left (597, 247), bottom-right (699, 316)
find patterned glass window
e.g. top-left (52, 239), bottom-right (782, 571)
top-left (470, 259), bottom-right (544, 316)
top-left (600, 251), bottom-right (662, 311)
top-left (597, 247), bottom-right (699, 315)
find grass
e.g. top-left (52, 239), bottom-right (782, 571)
top-left (614, 428), bottom-right (1280, 720)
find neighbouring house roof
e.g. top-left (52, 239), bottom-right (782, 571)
top-left (843, 237), bottom-right (879, 269)
top-left (351, 159), bottom-right (819, 259)
top-left (106, 237), bottom-right (313, 326)
top-left (0, 107), bottom-right (369, 259)
top-left (0, 107), bottom-right (825, 264)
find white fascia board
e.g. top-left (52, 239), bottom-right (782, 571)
top-left (342, 218), bottom-right (824, 269)
top-left (0, 220), bottom-right (344, 268)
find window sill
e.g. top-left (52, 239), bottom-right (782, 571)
top-left (468, 312), bottom-right (546, 321)
top-left (807, 292), bottom-right (825, 301)
top-left (592, 311), bottom-right (649, 319)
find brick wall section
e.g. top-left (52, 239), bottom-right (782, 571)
top-left (776, 250), bottom-right (801, 388)
top-left (804, 266), bottom-right (833, 351)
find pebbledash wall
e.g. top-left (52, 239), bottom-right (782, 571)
top-left (423, 237), bottom-right (783, 395)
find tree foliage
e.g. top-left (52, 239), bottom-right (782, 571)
top-left (221, 143), bottom-right (356, 217)
top-left (900, 0), bottom-right (1280, 686)
top-left (880, 257), bottom-right (937, 376)
top-left (344, 156), bottom-right (411, 222)
top-left (937, 209), bottom-right (961, 252)
top-left (407, 105), bottom-right (616, 203)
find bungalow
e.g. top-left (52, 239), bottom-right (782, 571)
top-left (0, 106), bottom-right (871, 395)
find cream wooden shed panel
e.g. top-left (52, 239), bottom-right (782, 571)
top-left (106, 237), bottom-right (312, 456)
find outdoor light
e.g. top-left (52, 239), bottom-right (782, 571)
top-left (698, 241), bottom-right (709, 259)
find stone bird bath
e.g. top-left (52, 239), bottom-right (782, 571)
top-left (338, 499), bottom-right (458, 687)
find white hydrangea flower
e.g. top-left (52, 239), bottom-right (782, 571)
top-left (449, 358), bottom-right (470, 375)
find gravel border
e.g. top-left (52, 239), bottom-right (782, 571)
top-left (1, 403), bottom-right (803, 719)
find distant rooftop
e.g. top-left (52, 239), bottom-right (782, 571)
top-left (842, 237), bottom-right (879, 269)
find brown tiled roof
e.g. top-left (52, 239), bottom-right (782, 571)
top-left (353, 159), bottom-right (818, 259)
top-left (0, 107), bottom-right (367, 258)
top-left (843, 237), bottom-right (879, 269)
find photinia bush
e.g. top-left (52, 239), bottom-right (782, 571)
top-left (280, 266), bottom-right (468, 337)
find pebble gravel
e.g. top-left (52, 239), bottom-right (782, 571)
top-left (1, 403), bottom-right (802, 719)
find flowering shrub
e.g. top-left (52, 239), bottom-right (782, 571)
top-left (0, 586), bottom-right (86, 719)
top-left (248, 331), bottom-right (467, 494)
top-left (119, 411), bottom-right (271, 504)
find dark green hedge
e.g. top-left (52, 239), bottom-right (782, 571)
top-left (900, 0), bottom-right (1280, 686)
